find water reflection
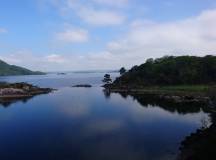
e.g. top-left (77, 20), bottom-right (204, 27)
top-left (0, 87), bottom-right (211, 160)
top-left (103, 89), bottom-right (111, 99)
top-left (104, 90), bottom-right (210, 114)
top-left (0, 96), bottom-right (33, 107)
top-left (0, 73), bottom-right (212, 160)
top-left (104, 90), bottom-right (215, 160)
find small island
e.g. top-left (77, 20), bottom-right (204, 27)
top-left (0, 82), bottom-right (53, 99)
top-left (57, 72), bottom-right (67, 75)
top-left (103, 55), bottom-right (216, 106)
top-left (72, 84), bottom-right (92, 88)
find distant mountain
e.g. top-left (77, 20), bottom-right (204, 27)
top-left (0, 59), bottom-right (45, 76)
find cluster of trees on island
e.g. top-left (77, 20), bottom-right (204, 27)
top-left (106, 55), bottom-right (216, 87)
top-left (102, 67), bottom-right (127, 84)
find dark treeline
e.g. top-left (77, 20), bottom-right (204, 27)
top-left (114, 55), bottom-right (216, 86)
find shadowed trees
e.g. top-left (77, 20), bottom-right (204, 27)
top-left (119, 67), bottom-right (126, 75)
top-left (113, 55), bottom-right (216, 86)
top-left (102, 74), bottom-right (112, 84)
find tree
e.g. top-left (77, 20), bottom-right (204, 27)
top-left (119, 67), bottom-right (126, 75)
top-left (112, 55), bottom-right (216, 86)
top-left (102, 74), bottom-right (112, 84)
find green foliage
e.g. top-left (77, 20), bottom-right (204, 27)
top-left (0, 59), bottom-right (45, 76)
top-left (102, 74), bottom-right (112, 84)
top-left (119, 67), bottom-right (126, 75)
top-left (113, 55), bottom-right (216, 86)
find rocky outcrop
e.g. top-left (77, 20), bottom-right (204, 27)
top-left (0, 82), bottom-right (53, 98)
top-left (104, 91), bottom-right (213, 108)
top-left (158, 95), bottom-right (211, 105)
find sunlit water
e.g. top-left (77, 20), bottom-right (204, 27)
top-left (0, 72), bottom-right (211, 160)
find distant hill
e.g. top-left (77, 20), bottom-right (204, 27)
top-left (112, 55), bottom-right (216, 87)
top-left (0, 59), bottom-right (45, 76)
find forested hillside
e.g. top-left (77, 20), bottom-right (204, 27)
top-left (113, 55), bottom-right (216, 86)
top-left (0, 59), bottom-right (44, 76)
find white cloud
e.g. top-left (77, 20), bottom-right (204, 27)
top-left (0, 55), bottom-right (22, 64)
top-left (0, 52), bottom-right (69, 71)
top-left (104, 9), bottom-right (216, 68)
top-left (0, 51), bottom-right (121, 71)
top-left (92, 0), bottom-right (129, 7)
top-left (41, 0), bottom-right (126, 26)
top-left (64, 0), bottom-right (126, 26)
top-left (2, 9), bottom-right (216, 71)
top-left (56, 27), bottom-right (89, 43)
top-left (45, 54), bottom-right (67, 63)
top-left (77, 7), bottom-right (125, 26)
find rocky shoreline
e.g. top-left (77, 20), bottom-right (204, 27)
top-left (0, 82), bottom-right (54, 99)
top-left (103, 85), bottom-right (216, 107)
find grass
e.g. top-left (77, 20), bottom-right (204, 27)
top-left (108, 84), bottom-right (216, 94)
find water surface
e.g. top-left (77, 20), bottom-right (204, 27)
top-left (0, 72), bottom-right (211, 160)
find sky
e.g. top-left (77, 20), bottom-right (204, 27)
top-left (0, 0), bottom-right (216, 71)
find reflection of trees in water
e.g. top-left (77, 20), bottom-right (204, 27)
top-left (131, 94), bottom-right (210, 114)
top-left (103, 89), bottom-right (111, 99)
top-left (104, 90), bottom-right (216, 159)
top-left (112, 91), bottom-right (210, 114)
top-left (0, 96), bottom-right (33, 108)
top-left (0, 90), bottom-right (52, 108)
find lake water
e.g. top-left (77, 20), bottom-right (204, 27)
top-left (0, 72), bottom-right (211, 160)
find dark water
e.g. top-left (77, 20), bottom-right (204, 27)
top-left (0, 73), bottom-right (211, 160)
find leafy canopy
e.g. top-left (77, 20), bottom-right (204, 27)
top-left (113, 55), bottom-right (216, 86)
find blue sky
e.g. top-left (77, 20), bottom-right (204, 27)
top-left (0, 0), bottom-right (216, 71)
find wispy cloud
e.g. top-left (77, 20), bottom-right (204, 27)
top-left (0, 54), bottom-right (22, 64)
top-left (0, 28), bottom-right (7, 33)
top-left (56, 27), bottom-right (89, 43)
top-left (45, 54), bottom-right (67, 63)
top-left (105, 9), bottom-right (216, 67)
top-left (92, 0), bottom-right (129, 8)
top-left (49, 0), bottom-right (127, 26)
top-left (77, 7), bottom-right (125, 26)
top-left (0, 52), bottom-right (69, 71)
top-left (2, 2), bottom-right (216, 71)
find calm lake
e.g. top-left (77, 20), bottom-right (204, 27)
top-left (0, 72), bottom-right (211, 160)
